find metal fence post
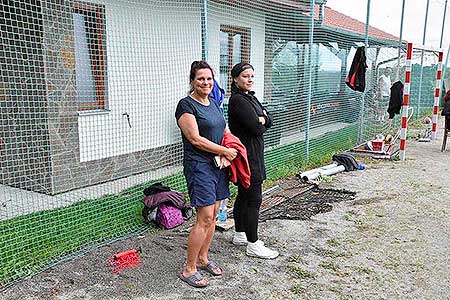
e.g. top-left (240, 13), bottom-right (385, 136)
top-left (305, 0), bottom-right (315, 162)
top-left (201, 0), bottom-right (208, 61)
top-left (396, 0), bottom-right (406, 81)
top-left (438, 0), bottom-right (448, 95)
top-left (357, 0), bottom-right (371, 143)
top-left (440, 0), bottom-right (448, 48)
top-left (443, 45), bottom-right (450, 84)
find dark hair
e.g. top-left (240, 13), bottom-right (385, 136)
top-left (230, 62), bottom-right (254, 94)
top-left (189, 60), bottom-right (215, 93)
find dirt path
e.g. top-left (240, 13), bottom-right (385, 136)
top-left (2, 138), bottom-right (450, 300)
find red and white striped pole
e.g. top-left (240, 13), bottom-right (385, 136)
top-left (400, 43), bottom-right (413, 161)
top-left (431, 51), bottom-right (444, 140)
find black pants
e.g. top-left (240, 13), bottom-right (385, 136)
top-left (233, 182), bottom-right (262, 243)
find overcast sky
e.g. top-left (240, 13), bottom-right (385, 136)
top-left (326, 0), bottom-right (449, 54)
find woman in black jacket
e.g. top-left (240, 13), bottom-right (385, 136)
top-left (227, 62), bottom-right (279, 259)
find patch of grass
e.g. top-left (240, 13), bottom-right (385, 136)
top-left (327, 285), bottom-right (343, 293)
top-left (344, 212), bottom-right (376, 232)
top-left (314, 245), bottom-right (350, 258)
top-left (352, 216), bottom-right (384, 235)
top-left (383, 261), bottom-right (400, 270)
top-left (319, 175), bottom-right (333, 183)
top-left (289, 266), bottom-right (315, 279)
top-left (327, 238), bottom-right (340, 247)
top-left (265, 124), bottom-right (358, 184)
top-left (353, 266), bottom-right (375, 275)
top-left (290, 283), bottom-right (306, 295)
top-left (412, 260), bottom-right (425, 271)
top-left (319, 261), bottom-right (340, 273)
top-left (343, 213), bottom-right (352, 221)
top-left (288, 255), bottom-right (304, 264)
top-left (355, 222), bottom-right (376, 232)
top-left (391, 154), bottom-right (401, 161)
top-left (124, 281), bottom-right (137, 289)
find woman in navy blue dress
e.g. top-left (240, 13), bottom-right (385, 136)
top-left (175, 61), bottom-right (237, 287)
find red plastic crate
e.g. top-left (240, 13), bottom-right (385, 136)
top-left (371, 140), bottom-right (385, 151)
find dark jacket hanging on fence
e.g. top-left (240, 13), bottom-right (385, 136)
top-left (345, 46), bottom-right (367, 92)
top-left (387, 81), bottom-right (404, 119)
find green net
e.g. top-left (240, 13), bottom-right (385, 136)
top-left (0, 0), bottom-right (448, 287)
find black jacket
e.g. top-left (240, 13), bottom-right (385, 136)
top-left (345, 46), bottom-right (367, 92)
top-left (387, 81), bottom-right (404, 119)
top-left (228, 90), bottom-right (273, 184)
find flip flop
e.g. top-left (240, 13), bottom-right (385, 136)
top-left (178, 271), bottom-right (209, 288)
top-left (197, 260), bottom-right (223, 276)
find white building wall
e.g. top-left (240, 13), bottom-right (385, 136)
top-left (78, 1), bottom-right (266, 162)
top-left (78, 1), bottom-right (202, 162)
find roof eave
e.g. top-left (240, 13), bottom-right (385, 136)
top-left (317, 24), bottom-right (406, 47)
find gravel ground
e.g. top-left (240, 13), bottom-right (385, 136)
top-left (2, 135), bottom-right (450, 300)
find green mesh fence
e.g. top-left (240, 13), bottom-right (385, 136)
top-left (0, 0), bottom-right (448, 287)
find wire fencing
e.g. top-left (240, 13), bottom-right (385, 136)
top-left (0, 0), bottom-right (447, 287)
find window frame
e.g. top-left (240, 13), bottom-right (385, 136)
top-left (219, 25), bottom-right (250, 95)
top-left (72, 0), bottom-right (107, 111)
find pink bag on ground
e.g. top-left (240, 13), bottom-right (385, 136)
top-left (156, 203), bottom-right (184, 229)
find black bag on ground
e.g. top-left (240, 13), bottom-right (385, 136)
top-left (332, 153), bottom-right (359, 171)
top-left (141, 182), bottom-right (194, 226)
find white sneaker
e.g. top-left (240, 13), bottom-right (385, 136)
top-left (232, 231), bottom-right (248, 246)
top-left (246, 240), bottom-right (279, 259)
